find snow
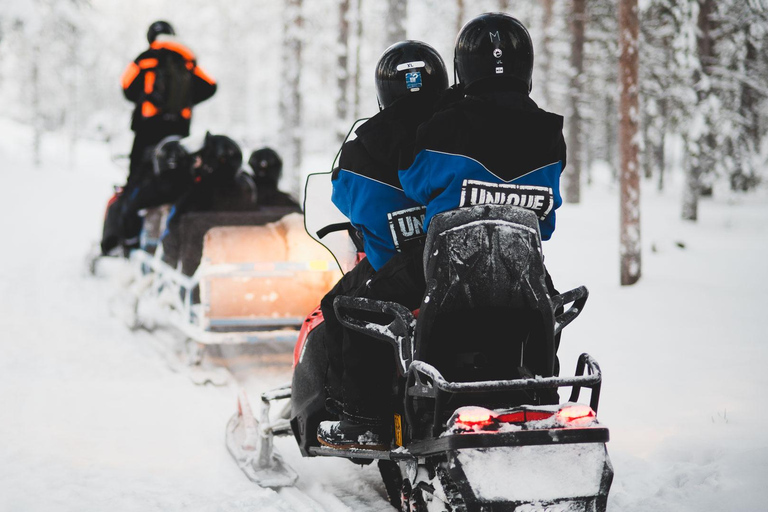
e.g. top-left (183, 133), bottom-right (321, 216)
top-left (1, 119), bottom-right (767, 511)
top-left (457, 444), bottom-right (607, 502)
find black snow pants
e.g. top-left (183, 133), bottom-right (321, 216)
top-left (331, 241), bottom-right (426, 425)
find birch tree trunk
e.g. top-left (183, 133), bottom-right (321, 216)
top-left (540, 0), bottom-right (554, 108)
top-left (564, 0), bottom-right (586, 204)
top-left (352, 0), bottom-right (364, 120)
top-left (31, 42), bottom-right (42, 168)
top-left (619, 0), bottom-right (641, 286)
top-left (280, 0), bottom-right (304, 197)
top-left (336, 0), bottom-right (351, 143)
top-left (683, 0), bottom-right (715, 221)
top-left (385, 0), bottom-right (406, 46)
top-left (457, 0), bottom-right (465, 34)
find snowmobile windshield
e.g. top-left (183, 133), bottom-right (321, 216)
top-left (303, 172), bottom-right (358, 274)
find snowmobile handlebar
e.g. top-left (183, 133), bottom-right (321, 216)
top-left (316, 222), bottom-right (365, 253)
top-left (333, 295), bottom-right (416, 376)
top-left (553, 286), bottom-right (589, 335)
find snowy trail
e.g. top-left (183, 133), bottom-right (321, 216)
top-left (1, 125), bottom-right (766, 511)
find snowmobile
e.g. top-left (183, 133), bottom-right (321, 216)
top-left (227, 175), bottom-right (613, 510)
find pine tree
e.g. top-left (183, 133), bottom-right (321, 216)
top-left (619, 0), bottom-right (641, 285)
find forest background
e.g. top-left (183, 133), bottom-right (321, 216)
top-left (0, 0), bottom-right (765, 223)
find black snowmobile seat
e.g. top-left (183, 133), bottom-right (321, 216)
top-left (415, 205), bottom-right (557, 391)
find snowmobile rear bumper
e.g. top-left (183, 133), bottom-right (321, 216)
top-left (308, 425), bottom-right (609, 461)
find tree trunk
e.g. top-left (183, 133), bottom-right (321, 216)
top-left (564, 0), bottom-right (586, 204)
top-left (457, 0), bottom-right (465, 34)
top-left (336, 0), bottom-right (351, 143)
top-left (540, 0), bottom-right (554, 108)
top-left (385, 0), bottom-right (407, 46)
top-left (619, 0), bottom-right (641, 286)
top-left (280, 0), bottom-right (304, 197)
top-left (642, 107), bottom-right (652, 180)
top-left (352, 0), bottom-right (364, 120)
top-left (32, 42), bottom-right (42, 168)
top-left (684, 0), bottom-right (715, 221)
top-left (656, 98), bottom-right (667, 192)
top-left (605, 94), bottom-right (618, 181)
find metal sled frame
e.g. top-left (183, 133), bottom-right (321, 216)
top-left (130, 248), bottom-right (302, 346)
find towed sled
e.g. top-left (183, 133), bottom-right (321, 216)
top-left (129, 208), bottom-right (340, 346)
top-left (98, 204), bottom-right (340, 384)
top-left (227, 203), bottom-right (613, 510)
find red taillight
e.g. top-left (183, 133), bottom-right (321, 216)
top-left (496, 410), bottom-right (554, 423)
top-left (556, 405), bottom-right (596, 427)
top-left (456, 406), bottom-right (496, 427)
top-left (496, 411), bottom-right (525, 423)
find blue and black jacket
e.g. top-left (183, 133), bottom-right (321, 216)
top-left (399, 82), bottom-right (566, 240)
top-left (331, 93), bottom-right (441, 270)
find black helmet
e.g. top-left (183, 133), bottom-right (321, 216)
top-left (375, 40), bottom-right (449, 109)
top-left (147, 20), bottom-right (175, 44)
top-left (455, 13), bottom-right (534, 93)
top-left (197, 133), bottom-right (243, 182)
top-left (153, 135), bottom-right (191, 177)
top-left (248, 147), bottom-right (282, 185)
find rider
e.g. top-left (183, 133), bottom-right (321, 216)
top-left (401, 12), bottom-right (567, 388)
top-left (248, 147), bottom-right (301, 208)
top-left (317, 41), bottom-right (449, 450)
top-left (400, 13), bottom-right (566, 242)
top-left (101, 21), bottom-right (217, 255)
top-left (318, 14), bottom-right (567, 449)
top-left (157, 133), bottom-right (253, 269)
top-left (122, 20), bottom-right (217, 188)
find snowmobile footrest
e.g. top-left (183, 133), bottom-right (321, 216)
top-left (308, 446), bottom-right (412, 461)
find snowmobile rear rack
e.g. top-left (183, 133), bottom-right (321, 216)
top-left (406, 354), bottom-right (603, 438)
top-left (553, 285), bottom-right (589, 334)
top-left (334, 295), bottom-right (416, 375)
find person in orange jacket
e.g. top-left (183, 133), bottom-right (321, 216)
top-left (102, 21), bottom-right (216, 255)
top-left (121, 20), bottom-right (217, 187)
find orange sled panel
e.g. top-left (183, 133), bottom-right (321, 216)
top-left (200, 214), bottom-right (341, 324)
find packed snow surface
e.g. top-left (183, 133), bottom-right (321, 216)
top-left (1, 120), bottom-right (767, 511)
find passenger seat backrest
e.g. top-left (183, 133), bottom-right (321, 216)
top-left (415, 205), bottom-right (556, 379)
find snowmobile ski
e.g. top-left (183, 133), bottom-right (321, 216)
top-left (225, 389), bottom-right (297, 488)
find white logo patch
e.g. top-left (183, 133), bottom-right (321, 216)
top-left (459, 180), bottom-right (554, 220)
top-left (387, 206), bottom-right (427, 251)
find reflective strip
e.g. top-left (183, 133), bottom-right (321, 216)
top-left (137, 58), bottom-right (158, 69)
top-left (144, 71), bottom-right (155, 94)
top-left (142, 101), bottom-right (158, 117)
top-left (193, 65), bottom-right (216, 85)
top-left (181, 108), bottom-right (192, 119)
top-left (150, 40), bottom-right (196, 61)
top-left (121, 62), bottom-right (140, 89)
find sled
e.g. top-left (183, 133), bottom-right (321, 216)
top-left (130, 211), bottom-right (341, 347)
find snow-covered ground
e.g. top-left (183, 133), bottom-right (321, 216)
top-left (0, 119), bottom-right (766, 511)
